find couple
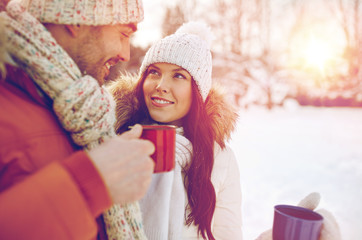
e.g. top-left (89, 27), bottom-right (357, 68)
top-left (0, 0), bottom-right (340, 239)
top-left (0, 0), bottom-right (241, 239)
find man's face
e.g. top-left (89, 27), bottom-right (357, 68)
top-left (72, 24), bottom-right (136, 85)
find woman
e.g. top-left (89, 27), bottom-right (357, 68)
top-left (109, 21), bottom-right (242, 240)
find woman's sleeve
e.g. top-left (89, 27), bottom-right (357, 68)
top-left (212, 146), bottom-right (243, 240)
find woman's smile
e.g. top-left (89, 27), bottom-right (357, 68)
top-left (151, 96), bottom-right (175, 107)
top-left (143, 63), bottom-right (192, 125)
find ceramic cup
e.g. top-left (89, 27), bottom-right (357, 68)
top-left (140, 125), bottom-right (176, 173)
top-left (272, 204), bottom-right (324, 240)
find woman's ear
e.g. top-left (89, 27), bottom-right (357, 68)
top-left (65, 24), bottom-right (81, 37)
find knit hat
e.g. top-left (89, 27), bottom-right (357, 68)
top-left (139, 21), bottom-right (214, 101)
top-left (18, 0), bottom-right (143, 25)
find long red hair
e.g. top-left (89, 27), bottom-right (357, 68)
top-left (118, 69), bottom-right (217, 240)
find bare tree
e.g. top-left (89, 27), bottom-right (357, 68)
top-left (157, 0), bottom-right (316, 109)
top-left (161, 4), bottom-right (186, 37)
top-left (322, 0), bottom-right (362, 98)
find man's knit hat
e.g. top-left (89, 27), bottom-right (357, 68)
top-left (18, 0), bottom-right (143, 25)
top-left (139, 21), bottom-right (213, 101)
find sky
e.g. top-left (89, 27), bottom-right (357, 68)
top-left (133, 0), bottom-right (347, 54)
top-left (132, 0), bottom-right (169, 48)
top-left (131, 0), bottom-right (349, 82)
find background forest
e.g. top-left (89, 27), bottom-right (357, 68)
top-left (109, 0), bottom-right (362, 110)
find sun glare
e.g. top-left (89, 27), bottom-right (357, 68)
top-left (303, 35), bottom-right (333, 72)
top-left (288, 24), bottom-right (345, 78)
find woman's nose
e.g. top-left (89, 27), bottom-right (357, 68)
top-left (156, 78), bottom-right (169, 93)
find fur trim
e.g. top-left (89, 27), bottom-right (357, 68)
top-left (107, 74), bottom-right (139, 133)
top-left (107, 75), bottom-right (239, 147)
top-left (205, 83), bottom-right (239, 148)
top-left (0, 17), bottom-right (7, 79)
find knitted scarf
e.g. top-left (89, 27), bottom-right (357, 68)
top-left (0, 1), bottom-right (146, 239)
top-left (139, 131), bottom-right (192, 239)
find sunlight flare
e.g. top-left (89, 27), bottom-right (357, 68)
top-left (303, 35), bottom-right (334, 73)
top-left (288, 29), bottom-right (344, 78)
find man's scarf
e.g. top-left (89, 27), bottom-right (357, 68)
top-left (0, 1), bottom-right (146, 239)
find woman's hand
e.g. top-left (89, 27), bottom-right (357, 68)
top-left (256, 192), bottom-right (342, 240)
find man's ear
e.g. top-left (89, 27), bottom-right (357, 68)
top-left (65, 24), bottom-right (81, 37)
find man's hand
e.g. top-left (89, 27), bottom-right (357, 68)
top-left (87, 124), bottom-right (155, 204)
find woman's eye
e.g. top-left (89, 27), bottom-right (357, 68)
top-left (148, 69), bottom-right (160, 76)
top-left (174, 73), bottom-right (186, 79)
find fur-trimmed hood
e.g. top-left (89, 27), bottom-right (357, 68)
top-left (0, 17), bottom-right (7, 79)
top-left (107, 75), bottom-right (239, 148)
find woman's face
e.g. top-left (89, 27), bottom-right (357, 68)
top-left (143, 63), bottom-right (193, 126)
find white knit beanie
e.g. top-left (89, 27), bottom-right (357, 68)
top-left (17, 0), bottom-right (143, 25)
top-left (139, 21), bottom-right (214, 101)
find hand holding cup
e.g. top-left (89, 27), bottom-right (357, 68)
top-left (140, 125), bottom-right (176, 173)
top-left (256, 192), bottom-right (342, 240)
top-left (272, 204), bottom-right (323, 240)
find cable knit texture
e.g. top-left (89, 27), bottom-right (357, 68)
top-left (0, 2), bottom-right (146, 239)
top-left (139, 22), bottom-right (213, 101)
top-left (21, 0), bottom-right (143, 25)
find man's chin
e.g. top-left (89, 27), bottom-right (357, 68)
top-left (105, 62), bottom-right (123, 81)
top-left (85, 72), bottom-right (104, 86)
top-left (88, 69), bottom-right (105, 85)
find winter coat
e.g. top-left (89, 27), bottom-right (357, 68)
top-left (0, 65), bottom-right (111, 240)
top-left (109, 76), bottom-right (243, 239)
top-left (183, 144), bottom-right (242, 239)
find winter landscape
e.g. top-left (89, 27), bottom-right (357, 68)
top-left (229, 105), bottom-right (362, 240)
top-left (132, 1), bottom-right (362, 239)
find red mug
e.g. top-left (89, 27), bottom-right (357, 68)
top-left (141, 125), bottom-right (176, 173)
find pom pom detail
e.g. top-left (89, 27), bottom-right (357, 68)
top-left (176, 21), bottom-right (214, 48)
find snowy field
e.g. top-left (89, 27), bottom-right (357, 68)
top-left (229, 105), bottom-right (362, 240)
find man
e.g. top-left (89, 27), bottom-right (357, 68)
top-left (0, 0), bottom-right (155, 239)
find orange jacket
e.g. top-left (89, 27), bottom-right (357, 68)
top-left (0, 66), bottom-right (112, 239)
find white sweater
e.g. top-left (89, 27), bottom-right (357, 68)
top-left (139, 134), bottom-right (243, 240)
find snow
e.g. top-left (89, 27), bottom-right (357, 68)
top-left (229, 105), bottom-right (362, 240)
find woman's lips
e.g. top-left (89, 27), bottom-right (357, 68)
top-left (151, 96), bottom-right (174, 107)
